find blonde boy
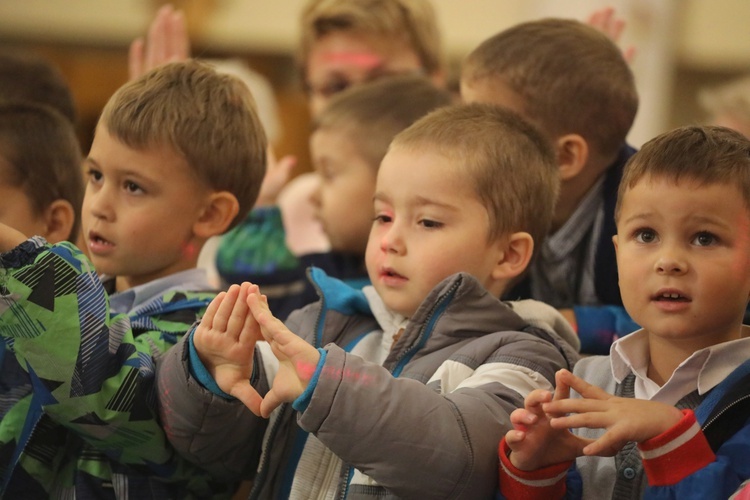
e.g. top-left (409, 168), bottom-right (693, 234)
top-left (461, 18), bottom-right (639, 353)
top-left (218, 75), bottom-right (452, 319)
top-left (158, 103), bottom-right (580, 499)
top-left (0, 60), bottom-right (265, 497)
top-left (499, 126), bottom-right (750, 499)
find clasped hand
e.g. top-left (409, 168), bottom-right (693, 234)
top-left (193, 282), bottom-right (321, 418)
top-left (506, 369), bottom-right (683, 471)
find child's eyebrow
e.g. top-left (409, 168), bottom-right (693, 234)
top-left (373, 192), bottom-right (390, 204)
top-left (413, 194), bottom-right (459, 211)
top-left (620, 212), bottom-right (651, 225)
top-left (83, 157), bottom-right (99, 168)
top-left (373, 192), bottom-right (457, 211)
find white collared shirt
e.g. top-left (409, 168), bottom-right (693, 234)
top-left (609, 328), bottom-right (750, 405)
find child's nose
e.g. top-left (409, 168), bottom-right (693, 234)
top-left (380, 223), bottom-right (405, 254)
top-left (87, 187), bottom-right (114, 221)
top-left (654, 247), bottom-right (687, 275)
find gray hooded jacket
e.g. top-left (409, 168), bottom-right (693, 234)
top-left (157, 269), bottom-right (579, 499)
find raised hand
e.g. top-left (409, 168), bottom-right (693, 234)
top-left (254, 146), bottom-right (297, 208)
top-left (193, 282), bottom-right (264, 414)
top-left (586, 7), bottom-right (636, 63)
top-left (506, 371), bottom-right (590, 470)
top-left (544, 369), bottom-right (683, 456)
top-left (247, 291), bottom-right (321, 418)
top-left (129, 3), bottom-right (190, 80)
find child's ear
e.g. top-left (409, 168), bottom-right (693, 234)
top-left (193, 191), bottom-right (240, 238)
top-left (492, 231), bottom-right (534, 281)
top-left (41, 200), bottom-right (76, 244)
top-left (556, 134), bottom-right (588, 181)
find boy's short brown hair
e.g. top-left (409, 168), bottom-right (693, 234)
top-left (391, 103), bottom-right (559, 252)
top-left (0, 102), bottom-right (83, 241)
top-left (463, 18), bottom-right (637, 162)
top-left (0, 50), bottom-right (77, 124)
top-left (99, 60), bottom-right (267, 230)
top-left (312, 74), bottom-right (452, 169)
top-left (616, 125), bottom-right (750, 219)
top-left (299, 0), bottom-right (443, 76)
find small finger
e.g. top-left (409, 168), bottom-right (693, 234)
top-left (213, 284), bottom-right (241, 332)
top-left (553, 370), bottom-right (571, 401)
top-left (225, 283), bottom-right (251, 340)
top-left (557, 370), bottom-right (608, 400)
top-left (525, 389), bottom-right (553, 410)
top-left (128, 38), bottom-right (144, 80)
top-left (260, 389), bottom-right (283, 419)
top-left (171, 8), bottom-right (190, 60)
top-left (505, 429), bottom-right (526, 445)
top-left (582, 430), bottom-right (624, 457)
top-left (232, 382), bottom-right (264, 417)
top-left (199, 291), bottom-right (226, 331)
top-left (510, 408), bottom-right (538, 428)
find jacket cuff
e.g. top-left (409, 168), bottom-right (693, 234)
top-left (638, 409), bottom-right (715, 486)
top-left (0, 236), bottom-right (47, 268)
top-left (187, 328), bottom-right (235, 400)
top-left (292, 348), bottom-right (327, 412)
top-left (498, 438), bottom-right (571, 500)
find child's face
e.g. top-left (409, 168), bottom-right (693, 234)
top-left (365, 147), bottom-right (505, 317)
top-left (309, 128), bottom-right (377, 254)
top-left (82, 125), bottom-right (213, 289)
top-left (614, 176), bottom-right (750, 348)
top-left (306, 31), bottom-right (424, 117)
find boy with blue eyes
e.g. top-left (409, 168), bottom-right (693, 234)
top-left (0, 60), bottom-right (266, 497)
top-left (499, 125), bottom-right (750, 499)
top-left (157, 103), bottom-right (580, 499)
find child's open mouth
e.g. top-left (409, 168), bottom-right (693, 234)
top-left (653, 291), bottom-right (689, 302)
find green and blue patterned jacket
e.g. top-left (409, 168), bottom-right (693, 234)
top-left (0, 237), bottom-right (231, 498)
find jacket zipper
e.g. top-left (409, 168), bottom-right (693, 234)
top-left (391, 278), bottom-right (460, 377)
top-left (701, 393), bottom-right (750, 431)
top-left (248, 402), bottom-right (288, 500)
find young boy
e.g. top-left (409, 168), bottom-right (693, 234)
top-left (461, 18), bottom-right (640, 353)
top-left (298, 0), bottom-right (445, 117)
top-left (0, 102), bottom-right (82, 244)
top-left (0, 60), bottom-right (266, 498)
top-left (498, 125), bottom-right (750, 499)
top-left (157, 103), bottom-right (580, 499)
top-left (217, 75), bottom-right (453, 319)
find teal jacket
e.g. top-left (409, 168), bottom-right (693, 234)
top-left (0, 237), bottom-right (229, 498)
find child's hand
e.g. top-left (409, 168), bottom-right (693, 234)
top-left (247, 291), bottom-right (321, 418)
top-left (544, 369), bottom-right (684, 456)
top-left (193, 282), bottom-right (264, 413)
top-left (254, 146), bottom-right (297, 208)
top-left (586, 7), bottom-right (636, 63)
top-left (506, 372), bottom-right (590, 470)
top-left (129, 4), bottom-right (190, 80)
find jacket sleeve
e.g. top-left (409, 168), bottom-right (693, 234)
top-left (0, 239), bottom-right (194, 476)
top-left (297, 333), bottom-right (571, 500)
top-left (497, 438), bottom-right (575, 500)
top-left (156, 333), bottom-right (270, 482)
top-left (642, 410), bottom-right (749, 500)
top-left (216, 205), bottom-right (299, 284)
